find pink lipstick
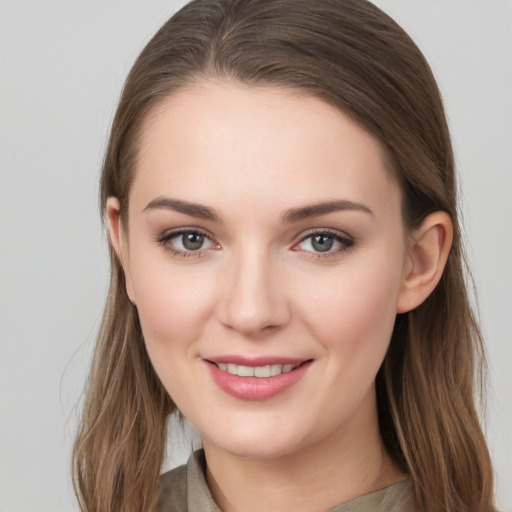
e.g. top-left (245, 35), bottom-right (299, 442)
top-left (204, 356), bottom-right (312, 401)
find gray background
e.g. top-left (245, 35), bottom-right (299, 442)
top-left (0, 1), bottom-right (510, 510)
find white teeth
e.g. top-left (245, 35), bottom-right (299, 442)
top-left (254, 365), bottom-right (271, 377)
top-left (237, 365), bottom-right (255, 377)
top-left (216, 363), bottom-right (299, 377)
top-left (270, 364), bottom-right (282, 376)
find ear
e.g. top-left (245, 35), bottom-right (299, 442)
top-left (106, 197), bottom-right (136, 304)
top-left (396, 211), bottom-right (453, 313)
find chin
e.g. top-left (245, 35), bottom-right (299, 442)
top-left (215, 439), bottom-right (299, 460)
top-left (199, 417), bottom-right (314, 461)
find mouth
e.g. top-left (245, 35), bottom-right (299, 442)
top-left (209, 361), bottom-right (305, 378)
top-left (204, 357), bottom-right (313, 400)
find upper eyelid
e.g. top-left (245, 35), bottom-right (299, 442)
top-left (296, 228), bottom-right (353, 242)
top-left (157, 226), bottom-right (215, 240)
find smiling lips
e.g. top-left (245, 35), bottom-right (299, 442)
top-left (205, 358), bottom-right (312, 401)
top-left (216, 362), bottom-right (299, 377)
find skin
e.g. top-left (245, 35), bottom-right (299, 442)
top-left (108, 81), bottom-right (452, 512)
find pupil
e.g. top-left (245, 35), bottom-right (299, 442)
top-left (183, 233), bottom-right (204, 250)
top-left (312, 235), bottom-right (333, 252)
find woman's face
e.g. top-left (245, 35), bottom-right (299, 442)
top-left (114, 81), bottom-right (412, 459)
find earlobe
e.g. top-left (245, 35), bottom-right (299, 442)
top-left (396, 211), bottom-right (453, 313)
top-left (106, 197), bottom-right (136, 304)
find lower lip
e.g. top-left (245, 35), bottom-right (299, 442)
top-left (206, 361), bottom-right (312, 401)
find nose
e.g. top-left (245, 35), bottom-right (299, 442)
top-left (216, 245), bottom-right (291, 337)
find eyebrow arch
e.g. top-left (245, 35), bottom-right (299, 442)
top-left (281, 200), bottom-right (373, 223)
top-left (143, 197), bottom-right (220, 222)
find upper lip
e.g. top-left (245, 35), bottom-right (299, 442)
top-left (204, 356), bottom-right (311, 366)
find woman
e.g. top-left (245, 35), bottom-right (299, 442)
top-left (72, 1), bottom-right (497, 511)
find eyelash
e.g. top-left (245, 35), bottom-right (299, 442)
top-left (156, 228), bottom-right (219, 259)
top-left (155, 228), bottom-right (354, 259)
top-left (293, 229), bottom-right (354, 259)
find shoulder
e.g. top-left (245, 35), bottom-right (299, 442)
top-left (156, 462), bottom-right (188, 512)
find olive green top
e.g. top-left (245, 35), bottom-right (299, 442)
top-left (157, 450), bottom-right (416, 511)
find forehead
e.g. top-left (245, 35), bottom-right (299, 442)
top-left (131, 81), bottom-right (400, 219)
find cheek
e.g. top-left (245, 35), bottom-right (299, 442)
top-left (295, 255), bottom-right (402, 360)
top-left (128, 256), bottom-right (218, 406)
top-left (128, 249), bottom-right (216, 351)
top-left (289, 257), bottom-right (403, 430)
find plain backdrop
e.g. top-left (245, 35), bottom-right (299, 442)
top-left (0, 1), bottom-right (511, 511)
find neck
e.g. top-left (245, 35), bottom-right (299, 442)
top-left (202, 391), bottom-right (406, 512)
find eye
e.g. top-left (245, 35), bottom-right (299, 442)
top-left (175, 232), bottom-right (210, 251)
top-left (156, 229), bottom-right (219, 257)
top-left (294, 230), bottom-right (354, 257)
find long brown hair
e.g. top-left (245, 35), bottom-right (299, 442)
top-left (73, 1), bottom-right (496, 511)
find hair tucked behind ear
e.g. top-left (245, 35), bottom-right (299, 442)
top-left (73, 1), bottom-right (496, 511)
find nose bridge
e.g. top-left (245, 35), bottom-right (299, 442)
top-left (218, 241), bottom-right (290, 335)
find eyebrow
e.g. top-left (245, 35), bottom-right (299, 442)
top-left (143, 197), bottom-right (373, 223)
top-left (281, 200), bottom-right (373, 223)
top-left (144, 197), bottom-right (220, 221)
